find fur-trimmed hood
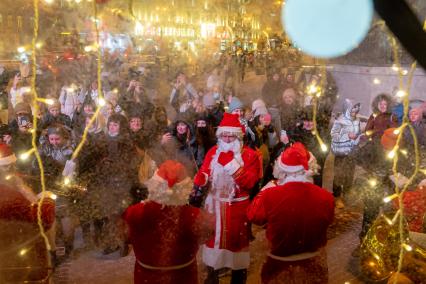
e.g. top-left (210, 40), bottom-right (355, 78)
top-left (371, 93), bottom-right (393, 114)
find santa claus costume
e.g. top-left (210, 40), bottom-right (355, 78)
top-left (0, 144), bottom-right (56, 282)
top-left (247, 143), bottom-right (334, 284)
top-left (192, 113), bottom-right (261, 283)
top-left (123, 160), bottom-right (214, 284)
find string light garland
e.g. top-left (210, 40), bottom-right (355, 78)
top-left (360, 26), bottom-right (423, 282)
top-left (10, 2), bottom-right (424, 282)
top-left (310, 64), bottom-right (328, 153)
top-left (386, 31), bottom-right (420, 279)
top-left (67, 0), bottom-right (104, 181)
top-left (31, 0), bottom-right (52, 258)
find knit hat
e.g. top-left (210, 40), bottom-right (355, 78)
top-left (252, 99), bottom-right (268, 117)
top-left (381, 128), bottom-right (398, 151)
top-left (0, 144), bottom-right (17, 166)
top-left (203, 93), bottom-right (216, 108)
top-left (277, 143), bottom-right (309, 173)
top-left (144, 160), bottom-right (192, 206)
top-left (14, 102), bottom-right (31, 115)
top-left (228, 97), bottom-right (244, 113)
top-left (216, 113), bottom-right (245, 138)
top-left (48, 99), bottom-right (61, 111)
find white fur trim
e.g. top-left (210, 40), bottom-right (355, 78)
top-left (145, 174), bottom-right (193, 206)
top-left (202, 245), bottom-right (250, 270)
top-left (0, 154), bottom-right (17, 166)
top-left (280, 175), bottom-right (311, 184)
top-left (223, 159), bottom-right (241, 175)
top-left (277, 158), bottom-right (305, 173)
top-left (216, 126), bottom-right (243, 137)
top-left (273, 157), bottom-right (311, 185)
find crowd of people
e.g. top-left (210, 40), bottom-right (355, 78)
top-left (0, 56), bottom-right (426, 283)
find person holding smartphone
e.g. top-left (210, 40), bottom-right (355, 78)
top-left (9, 72), bottom-right (31, 109)
top-left (7, 102), bottom-right (33, 173)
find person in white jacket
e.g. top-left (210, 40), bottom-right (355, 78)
top-left (59, 83), bottom-right (79, 120)
top-left (330, 99), bottom-right (361, 208)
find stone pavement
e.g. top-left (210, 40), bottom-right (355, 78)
top-left (327, 209), bottom-right (364, 284)
top-left (53, 204), bottom-right (365, 284)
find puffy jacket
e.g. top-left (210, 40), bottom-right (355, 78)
top-left (330, 99), bottom-right (361, 156)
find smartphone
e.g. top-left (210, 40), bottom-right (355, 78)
top-left (19, 116), bottom-right (29, 127)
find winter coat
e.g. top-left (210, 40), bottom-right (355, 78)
top-left (35, 142), bottom-right (74, 178)
top-left (279, 103), bottom-right (301, 135)
top-left (169, 83), bottom-right (198, 112)
top-left (163, 121), bottom-right (198, 177)
top-left (124, 202), bottom-right (214, 284)
top-left (403, 120), bottom-right (426, 147)
top-left (365, 94), bottom-right (398, 140)
top-left (365, 112), bottom-right (398, 141)
top-left (0, 183), bottom-right (55, 283)
top-left (261, 79), bottom-right (284, 107)
top-left (330, 100), bottom-right (361, 156)
top-left (59, 86), bottom-right (79, 119)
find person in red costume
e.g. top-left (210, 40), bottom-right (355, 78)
top-left (247, 143), bottom-right (334, 284)
top-left (0, 143), bottom-right (56, 282)
top-left (123, 160), bottom-right (214, 284)
top-left (191, 113), bottom-right (261, 284)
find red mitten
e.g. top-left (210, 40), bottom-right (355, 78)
top-left (218, 151), bottom-right (234, 166)
top-left (194, 172), bottom-right (208, 186)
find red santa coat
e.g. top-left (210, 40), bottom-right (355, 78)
top-left (247, 181), bottom-right (334, 283)
top-left (0, 183), bottom-right (55, 283)
top-left (194, 145), bottom-right (261, 270)
top-left (123, 201), bottom-right (214, 284)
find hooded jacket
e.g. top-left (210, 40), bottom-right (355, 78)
top-left (162, 119), bottom-right (198, 177)
top-left (330, 99), bottom-right (361, 155)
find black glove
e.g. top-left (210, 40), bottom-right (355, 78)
top-left (189, 184), bottom-right (208, 208)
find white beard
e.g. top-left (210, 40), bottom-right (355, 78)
top-left (210, 139), bottom-right (244, 199)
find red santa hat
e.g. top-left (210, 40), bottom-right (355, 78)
top-left (277, 143), bottom-right (309, 173)
top-left (145, 160), bottom-right (192, 206)
top-left (0, 144), bottom-right (17, 166)
top-left (216, 113), bottom-right (245, 138)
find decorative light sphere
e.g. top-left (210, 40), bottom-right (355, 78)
top-left (282, 0), bottom-right (373, 58)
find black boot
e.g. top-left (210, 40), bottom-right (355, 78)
top-left (204, 266), bottom-right (219, 284)
top-left (81, 222), bottom-right (93, 250)
top-left (231, 269), bottom-right (247, 284)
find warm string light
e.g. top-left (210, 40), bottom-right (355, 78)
top-left (384, 209), bottom-right (400, 226)
top-left (383, 193), bottom-right (399, 203)
top-left (31, 0), bottom-right (52, 255)
top-left (65, 0), bottom-right (104, 185)
top-left (310, 64), bottom-right (328, 153)
top-left (19, 148), bottom-right (36, 161)
top-left (384, 30), bottom-right (420, 277)
top-left (36, 98), bottom-right (54, 105)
